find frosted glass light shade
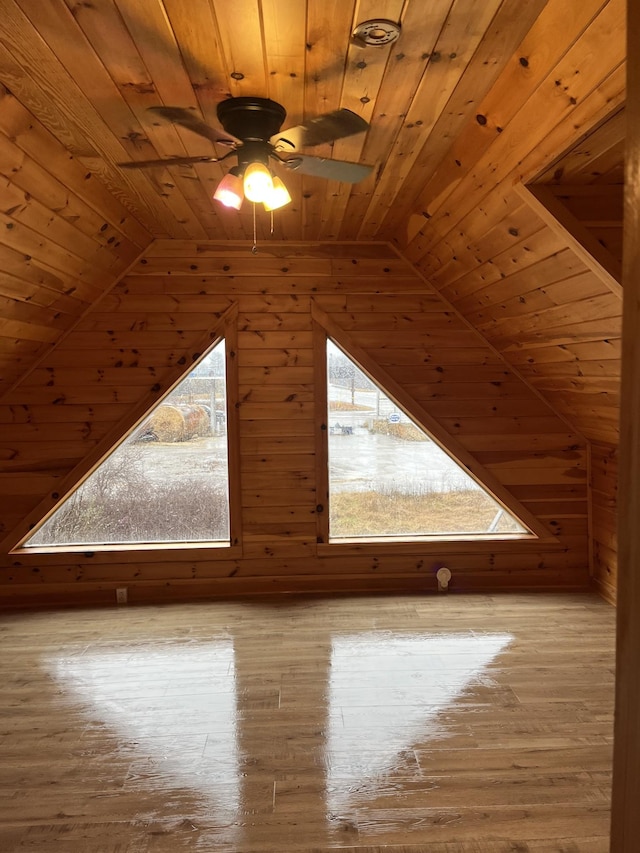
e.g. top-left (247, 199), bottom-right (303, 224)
top-left (213, 171), bottom-right (244, 209)
top-left (263, 176), bottom-right (292, 211)
top-left (243, 162), bottom-right (273, 203)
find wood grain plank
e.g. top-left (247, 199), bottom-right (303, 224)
top-left (402, 0), bottom-right (622, 252)
top-left (515, 182), bottom-right (622, 296)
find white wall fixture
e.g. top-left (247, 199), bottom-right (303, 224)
top-left (436, 566), bottom-right (452, 592)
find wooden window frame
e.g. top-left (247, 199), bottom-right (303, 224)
top-left (10, 305), bottom-right (242, 557)
top-left (312, 303), bottom-right (557, 553)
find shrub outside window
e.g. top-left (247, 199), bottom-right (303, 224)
top-left (24, 341), bottom-right (230, 549)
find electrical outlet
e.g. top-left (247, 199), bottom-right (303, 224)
top-left (116, 587), bottom-right (128, 605)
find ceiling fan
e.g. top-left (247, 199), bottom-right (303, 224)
top-left (118, 97), bottom-right (373, 212)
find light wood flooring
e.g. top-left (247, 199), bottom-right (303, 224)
top-left (0, 593), bottom-right (615, 852)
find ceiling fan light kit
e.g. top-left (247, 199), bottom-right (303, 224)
top-left (213, 163), bottom-right (291, 212)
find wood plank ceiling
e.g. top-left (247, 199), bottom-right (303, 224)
top-left (0, 0), bottom-right (555, 245)
top-left (0, 0), bottom-right (626, 440)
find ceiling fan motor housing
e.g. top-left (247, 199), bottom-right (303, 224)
top-left (217, 97), bottom-right (287, 142)
top-left (236, 141), bottom-right (272, 173)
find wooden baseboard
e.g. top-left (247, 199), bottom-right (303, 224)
top-left (0, 573), bottom-right (593, 610)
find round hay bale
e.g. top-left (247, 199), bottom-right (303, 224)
top-left (150, 405), bottom-right (185, 442)
top-left (191, 405), bottom-right (211, 436)
top-left (179, 405), bottom-right (207, 439)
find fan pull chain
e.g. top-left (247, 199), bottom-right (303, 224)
top-left (251, 202), bottom-right (258, 254)
top-left (270, 210), bottom-right (274, 235)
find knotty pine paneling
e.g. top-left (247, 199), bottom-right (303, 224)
top-left (400, 185), bottom-right (621, 607)
top-left (382, 0), bottom-right (624, 244)
top-left (403, 186), bottom-right (622, 448)
top-left (548, 185), bottom-right (623, 266)
top-left (0, 242), bottom-right (589, 607)
top-left (388, 0), bottom-right (623, 450)
top-left (536, 107), bottom-right (625, 268)
top-left (394, 180), bottom-right (620, 604)
top-left (0, 86), bottom-right (152, 394)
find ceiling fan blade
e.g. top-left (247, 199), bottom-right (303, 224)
top-left (281, 154), bottom-right (373, 183)
top-left (147, 106), bottom-right (236, 146)
top-left (271, 109), bottom-right (369, 151)
top-left (117, 155), bottom-right (219, 169)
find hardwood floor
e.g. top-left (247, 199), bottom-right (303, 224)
top-left (0, 593), bottom-right (614, 852)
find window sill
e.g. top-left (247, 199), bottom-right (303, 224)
top-left (317, 534), bottom-right (566, 557)
top-left (12, 541), bottom-right (241, 558)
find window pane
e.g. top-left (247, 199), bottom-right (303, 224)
top-left (327, 339), bottom-right (527, 539)
top-left (25, 341), bottom-right (230, 547)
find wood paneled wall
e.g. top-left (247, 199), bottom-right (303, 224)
top-left (382, 1), bottom-right (624, 608)
top-left (409, 190), bottom-right (622, 446)
top-left (399, 184), bottom-right (621, 606)
top-left (397, 178), bottom-right (622, 608)
top-left (0, 242), bottom-right (590, 607)
top-left (0, 85), bottom-right (152, 394)
top-left (536, 107), bottom-right (625, 268)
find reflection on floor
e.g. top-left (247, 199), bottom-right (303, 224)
top-left (0, 594), bottom-right (614, 852)
top-left (327, 632), bottom-right (512, 816)
top-left (50, 641), bottom-right (239, 822)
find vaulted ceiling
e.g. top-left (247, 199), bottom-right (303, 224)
top-left (0, 0), bottom-right (626, 444)
top-left (1, 0), bottom-right (561, 242)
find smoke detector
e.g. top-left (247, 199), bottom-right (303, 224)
top-left (352, 19), bottom-right (401, 48)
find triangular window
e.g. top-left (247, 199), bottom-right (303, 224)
top-left (326, 339), bottom-right (528, 540)
top-left (23, 340), bottom-right (230, 549)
